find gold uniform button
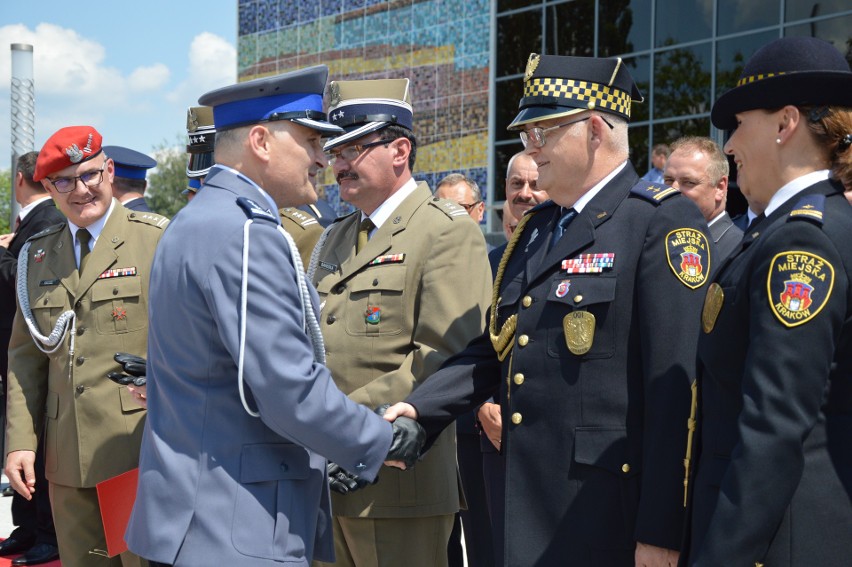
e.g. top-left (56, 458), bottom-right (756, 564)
top-left (511, 412), bottom-right (523, 425)
top-left (522, 296), bottom-right (532, 308)
top-left (513, 373), bottom-right (524, 385)
top-left (518, 334), bottom-right (529, 347)
top-left (621, 463), bottom-right (630, 473)
top-left (574, 294), bottom-right (583, 303)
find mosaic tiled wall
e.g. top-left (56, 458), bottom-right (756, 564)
top-left (238, 0), bottom-right (490, 216)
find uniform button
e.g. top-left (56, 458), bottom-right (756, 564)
top-left (43, 298), bottom-right (49, 305)
top-left (112, 288), bottom-right (119, 295)
top-left (334, 284), bottom-right (345, 294)
top-left (76, 356), bottom-right (85, 366)
top-left (326, 315), bottom-right (336, 324)
top-left (75, 301), bottom-right (82, 309)
top-left (372, 279), bottom-right (379, 286)
top-left (75, 385), bottom-right (84, 395)
top-left (513, 373), bottom-right (524, 385)
top-left (621, 463), bottom-right (630, 473)
top-left (517, 334), bottom-right (529, 347)
top-left (511, 412), bottom-right (523, 425)
top-left (574, 294), bottom-right (583, 303)
top-left (522, 296), bottom-right (532, 308)
top-left (76, 327), bottom-right (86, 336)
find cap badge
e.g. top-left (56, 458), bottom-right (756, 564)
top-left (524, 53), bottom-right (540, 82)
top-left (188, 109), bottom-right (199, 130)
top-left (65, 144), bottom-right (84, 163)
top-left (330, 82), bottom-right (341, 107)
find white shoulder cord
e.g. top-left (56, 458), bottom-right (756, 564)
top-left (238, 220), bottom-right (327, 417)
top-left (16, 241), bottom-right (77, 374)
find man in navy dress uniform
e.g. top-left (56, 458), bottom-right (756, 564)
top-left (385, 53), bottom-right (711, 567)
top-left (125, 65), bottom-right (422, 567)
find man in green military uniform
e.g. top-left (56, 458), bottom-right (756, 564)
top-left (4, 126), bottom-right (168, 567)
top-left (309, 79), bottom-right (492, 567)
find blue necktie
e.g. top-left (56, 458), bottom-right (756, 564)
top-left (549, 208), bottom-right (577, 250)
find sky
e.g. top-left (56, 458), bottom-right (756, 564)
top-left (0, 1), bottom-right (238, 168)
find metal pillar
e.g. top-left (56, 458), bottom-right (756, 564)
top-left (10, 43), bottom-right (35, 225)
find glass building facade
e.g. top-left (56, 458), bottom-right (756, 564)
top-left (237, 0), bottom-right (852, 230)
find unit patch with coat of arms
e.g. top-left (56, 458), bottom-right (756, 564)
top-left (767, 250), bottom-right (834, 327)
top-left (665, 228), bottom-right (710, 289)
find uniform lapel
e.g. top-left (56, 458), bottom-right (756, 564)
top-left (76, 210), bottom-right (124, 298)
top-left (46, 228), bottom-right (79, 295)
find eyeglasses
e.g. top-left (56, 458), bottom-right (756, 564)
top-left (519, 115), bottom-right (615, 149)
top-left (458, 201), bottom-right (482, 212)
top-left (47, 160), bottom-right (107, 193)
top-left (325, 139), bottom-right (391, 164)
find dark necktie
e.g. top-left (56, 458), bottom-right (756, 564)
top-left (745, 213), bottom-right (765, 233)
top-left (357, 217), bottom-right (375, 253)
top-left (13, 215), bottom-right (21, 232)
top-left (77, 228), bottom-right (92, 272)
top-left (549, 208), bottom-right (578, 250)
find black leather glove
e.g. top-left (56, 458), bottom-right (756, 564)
top-left (327, 462), bottom-right (375, 495)
top-left (375, 404), bottom-right (426, 469)
top-left (107, 352), bottom-right (147, 387)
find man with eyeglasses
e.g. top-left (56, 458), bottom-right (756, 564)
top-left (383, 53), bottom-right (711, 567)
top-left (4, 126), bottom-right (168, 567)
top-left (435, 173), bottom-right (486, 223)
top-left (308, 78), bottom-right (491, 567)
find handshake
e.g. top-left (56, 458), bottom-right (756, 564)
top-left (328, 403), bottom-right (425, 495)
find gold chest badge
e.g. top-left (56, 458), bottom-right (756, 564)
top-left (701, 282), bottom-right (725, 333)
top-left (564, 311), bottom-right (595, 355)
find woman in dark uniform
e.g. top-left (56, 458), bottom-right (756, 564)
top-left (683, 36), bottom-right (852, 567)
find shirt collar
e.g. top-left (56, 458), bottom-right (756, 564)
top-left (572, 161), bottom-right (628, 213)
top-left (68, 198), bottom-right (116, 246)
top-left (362, 177), bottom-right (418, 230)
top-left (17, 196), bottom-right (53, 221)
top-left (764, 170), bottom-right (830, 217)
top-left (211, 164), bottom-right (280, 217)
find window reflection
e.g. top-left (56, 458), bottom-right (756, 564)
top-left (496, 9), bottom-right (543, 77)
top-left (653, 43), bottom-right (712, 120)
top-left (599, 0), bottom-right (651, 56)
top-left (546, 0), bottom-right (595, 57)
top-left (718, 0), bottom-right (779, 35)
top-left (655, 0), bottom-right (712, 48)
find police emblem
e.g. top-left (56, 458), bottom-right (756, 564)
top-left (34, 249), bottom-right (46, 263)
top-left (365, 306), bottom-right (381, 325)
top-left (555, 279), bottom-right (571, 298)
top-left (768, 250), bottom-right (834, 327)
top-left (524, 53), bottom-right (540, 82)
top-left (665, 228), bottom-right (710, 289)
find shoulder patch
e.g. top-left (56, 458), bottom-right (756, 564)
top-left (787, 194), bottom-right (825, 226)
top-left (767, 250), bottom-right (834, 327)
top-left (127, 211), bottom-right (169, 229)
top-left (26, 222), bottom-right (65, 242)
top-left (236, 197), bottom-right (277, 223)
top-left (631, 182), bottom-right (679, 205)
top-left (279, 207), bottom-right (319, 229)
top-left (665, 228), bottom-right (710, 289)
top-left (430, 197), bottom-right (469, 219)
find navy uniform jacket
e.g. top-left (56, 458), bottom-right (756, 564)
top-left (683, 178), bottom-right (852, 566)
top-left (406, 164), bottom-right (710, 566)
top-left (708, 210), bottom-right (742, 262)
top-left (121, 197), bottom-right (152, 212)
top-left (125, 166), bottom-right (393, 566)
top-left (0, 199), bottom-right (65, 378)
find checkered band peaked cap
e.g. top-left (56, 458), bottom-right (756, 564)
top-left (711, 37), bottom-right (852, 130)
top-left (323, 78), bottom-right (413, 150)
top-left (508, 53), bottom-right (643, 130)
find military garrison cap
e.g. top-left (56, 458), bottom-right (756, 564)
top-left (103, 145), bottom-right (157, 180)
top-left (324, 78), bottom-right (413, 150)
top-left (198, 65), bottom-right (343, 135)
top-left (186, 106), bottom-right (216, 178)
top-left (508, 53), bottom-right (643, 130)
top-left (34, 125), bottom-right (103, 182)
top-left (711, 37), bottom-right (852, 130)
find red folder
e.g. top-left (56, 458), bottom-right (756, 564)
top-left (96, 467), bottom-right (139, 557)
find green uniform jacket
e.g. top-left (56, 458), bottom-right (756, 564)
top-left (5, 203), bottom-right (168, 488)
top-left (279, 206), bottom-right (323, 268)
top-left (312, 182), bottom-right (491, 518)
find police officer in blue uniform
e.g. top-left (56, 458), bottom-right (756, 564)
top-left (125, 65), bottom-right (423, 567)
top-left (384, 53), bottom-right (711, 567)
top-left (682, 36), bottom-right (852, 567)
top-left (103, 145), bottom-right (156, 212)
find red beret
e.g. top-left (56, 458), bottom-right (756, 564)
top-left (34, 126), bottom-right (103, 182)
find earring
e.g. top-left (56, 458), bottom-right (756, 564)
top-left (776, 138), bottom-right (781, 144)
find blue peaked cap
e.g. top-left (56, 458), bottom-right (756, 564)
top-left (103, 145), bottom-right (157, 180)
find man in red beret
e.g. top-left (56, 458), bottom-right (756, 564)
top-left (4, 125), bottom-right (168, 567)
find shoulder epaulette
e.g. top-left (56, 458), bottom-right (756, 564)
top-left (236, 197), bottom-right (277, 223)
top-left (26, 222), bottom-right (65, 242)
top-left (279, 207), bottom-right (320, 229)
top-left (630, 181), bottom-right (679, 205)
top-left (430, 197), bottom-right (470, 219)
top-left (127, 211), bottom-right (169, 229)
top-left (787, 194), bottom-right (825, 226)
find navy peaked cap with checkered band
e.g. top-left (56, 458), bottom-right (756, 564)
top-left (508, 53), bottom-right (643, 130)
top-left (711, 37), bottom-right (852, 130)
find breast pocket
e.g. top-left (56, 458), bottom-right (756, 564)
top-left (91, 277), bottom-right (146, 334)
top-left (232, 443), bottom-right (314, 561)
top-left (30, 287), bottom-right (68, 336)
top-left (345, 265), bottom-right (406, 336)
top-left (546, 276), bottom-right (616, 359)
